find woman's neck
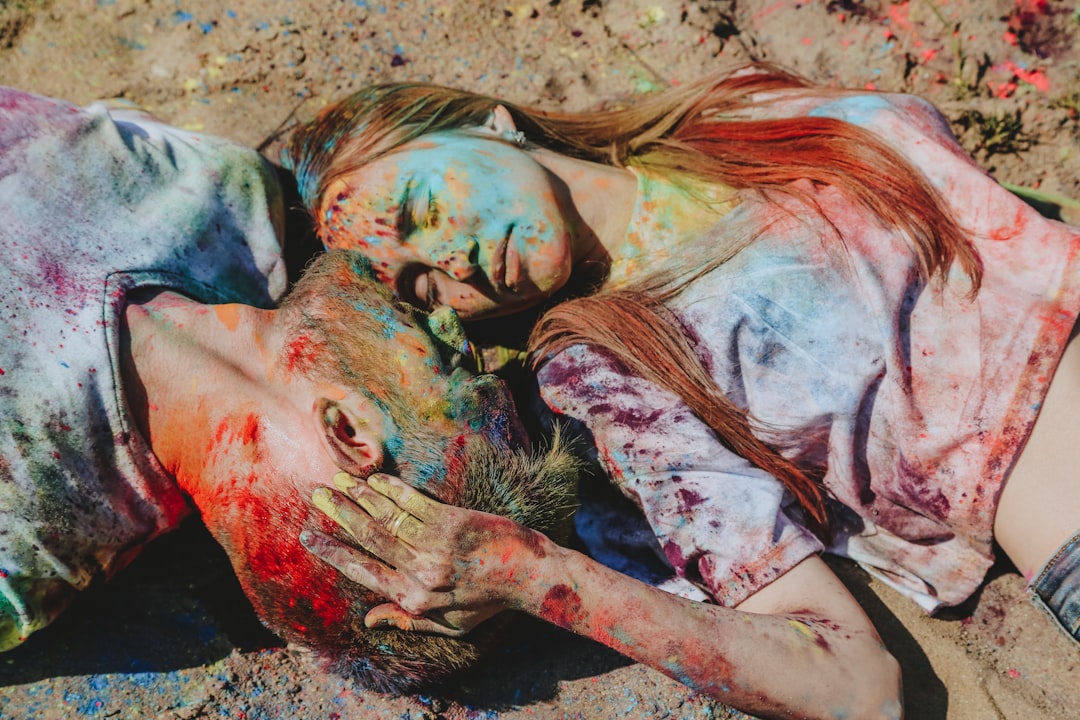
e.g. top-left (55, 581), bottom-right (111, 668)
top-left (527, 146), bottom-right (637, 272)
top-left (529, 148), bottom-right (732, 290)
top-left (603, 166), bottom-right (733, 288)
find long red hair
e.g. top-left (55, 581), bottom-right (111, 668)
top-left (285, 64), bottom-right (982, 535)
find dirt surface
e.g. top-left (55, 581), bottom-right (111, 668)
top-left (1, 1), bottom-right (1079, 719)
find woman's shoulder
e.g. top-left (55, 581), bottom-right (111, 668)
top-left (743, 86), bottom-right (958, 156)
top-left (805, 90), bottom-right (944, 125)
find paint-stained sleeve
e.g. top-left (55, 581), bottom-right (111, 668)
top-left (0, 86), bottom-right (284, 651)
top-left (538, 343), bottom-right (824, 607)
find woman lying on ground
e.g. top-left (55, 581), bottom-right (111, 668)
top-left (285, 63), bottom-right (1080, 718)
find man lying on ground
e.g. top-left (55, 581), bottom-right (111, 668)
top-left (0, 88), bottom-right (579, 691)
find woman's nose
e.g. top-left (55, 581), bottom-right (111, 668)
top-left (437, 239), bottom-right (479, 280)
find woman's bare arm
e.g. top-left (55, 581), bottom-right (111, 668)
top-left (302, 474), bottom-right (902, 720)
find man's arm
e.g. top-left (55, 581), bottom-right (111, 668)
top-left (302, 475), bottom-right (902, 720)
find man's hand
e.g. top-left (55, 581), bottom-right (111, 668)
top-left (301, 473), bottom-right (548, 636)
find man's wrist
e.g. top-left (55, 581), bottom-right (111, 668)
top-left (509, 536), bottom-right (581, 619)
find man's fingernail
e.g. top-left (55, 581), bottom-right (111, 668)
top-left (333, 471), bottom-right (358, 490)
top-left (312, 487), bottom-right (336, 514)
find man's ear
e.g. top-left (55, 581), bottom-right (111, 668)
top-left (312, 398), bottom-right (383, 477)
top-left (482, 105), bottom-right (517, 136)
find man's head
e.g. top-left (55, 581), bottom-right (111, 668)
top-left (187, 250), bottom-right (580, 691)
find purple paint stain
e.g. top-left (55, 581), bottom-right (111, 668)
top-left (587, 402), bottom-right (611, 416)
top-left (897, 453), bottom-right (951, 520)
top-left (662, 540), bottom-right (686, 571)
top-left (608, 405), bottom-right (663, 430)
top-left (536, 353), bottom-right (583, 387)
top-left (674, 486), bottom-right (705, 514)
top-left (923, 488), bottom-right (951, 519)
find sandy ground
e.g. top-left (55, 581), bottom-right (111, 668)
top-left (1, 1), bottom-right (1079, 718)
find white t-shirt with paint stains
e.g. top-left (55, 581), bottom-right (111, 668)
top-left (540, 92), bottom-right (1080, 613)
top-left (0, 89), bottom-right (288, 650)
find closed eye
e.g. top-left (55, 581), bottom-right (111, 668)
top-left (399, 178), bottom-right (437, 239)
top-left (415, 271), bottom-right (438, 309)
top-left (412, 188), bottom-right (429, 230)
top-left (397, 179), bottom-right (416, 238)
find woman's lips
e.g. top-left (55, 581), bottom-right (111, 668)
top-left (504, 230), bottom-right (521, 292)
top-left (491, 235), bottom-right (507, 289)
top-left (491, 228), bottom-right (519, 292)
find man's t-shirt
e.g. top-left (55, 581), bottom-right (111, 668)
top-left (0, 89), bottom-right (288, 650)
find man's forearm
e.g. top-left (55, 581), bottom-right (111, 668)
top-left (518, 543), bottom-right (902, 720)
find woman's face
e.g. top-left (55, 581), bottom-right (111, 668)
top-left (320, 130), bottom-right (576, 319)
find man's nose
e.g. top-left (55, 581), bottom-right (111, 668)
top-left (446, 369), bottom-right (529, 447)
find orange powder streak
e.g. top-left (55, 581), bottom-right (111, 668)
top-left (214, 304), bottom-right (242, 331)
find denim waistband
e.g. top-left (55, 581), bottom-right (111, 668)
top-left (1029, 529), bottom-right (1080, 645)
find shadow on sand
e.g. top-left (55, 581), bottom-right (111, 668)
top-left (0, 519), bottom-right (281, 686)
top-left (826, 556), bottom-right (950, 720)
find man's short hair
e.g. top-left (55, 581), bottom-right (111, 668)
top-left (200, 251), bottom-right (582, 692)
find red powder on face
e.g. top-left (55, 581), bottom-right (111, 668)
top-left (205, 418), bottom-right (233, 461)
top-left (428, 434), bottom-right (470, 503)
top-left (283, 334), bottom-right (319, 374)
top-left (202, 414), bottom-right (263, 465)
top-left (213, 418), bottom-right (229, 445)
top-left (240, 413), bottom-right (259, 445)
top-left (214, 481), bottom-right (357, 632)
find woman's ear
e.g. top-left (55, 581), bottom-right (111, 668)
top-left (322, 176), bottom-right (350, 205)
top-left (312, 398), bottom-right (383, 477)
top-left (483, 105), bottom-right (517, 135)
